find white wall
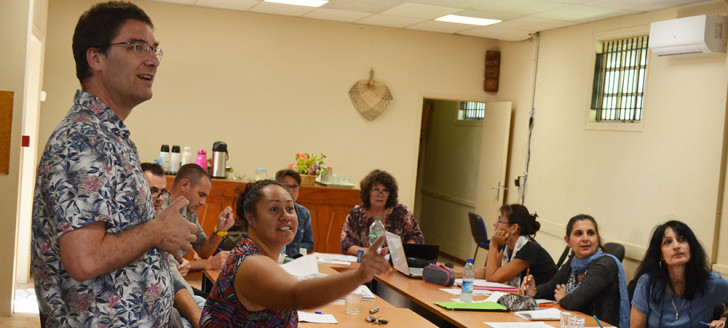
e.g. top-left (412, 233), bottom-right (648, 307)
top-left (496, 3), bottom-right (728, 278)
top-left (0, 0), bottom-right (32, 316)
top-left (40, 0), bottom-right (496, 208)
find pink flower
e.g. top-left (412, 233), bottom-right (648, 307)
top-left (40, 242), bottom-right (51, 255)
top-left (61, 221), bottom-right (73, 233)
top-left (81, 177), bottom-right (102, 193)
top-left (288, 163), bottom-right (295, 169)
top-left (88, 102), bottom-right (104, 115)
top-left (145, 282), bottom-right (162, 297)
top-left (105, 294), bottom-right (121, 307)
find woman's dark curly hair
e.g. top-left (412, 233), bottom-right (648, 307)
top-left (636, 220), bottom-right (710, 301)
top-left (500, 204), bottom-right (540, 237)
top-left (359, 169), bottom-right (398, 209)
top-left (234, 180), bottom-right (284, 232)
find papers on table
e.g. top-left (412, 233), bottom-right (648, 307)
top-left (298, 311), bottom-right (338, 324)
top-left (314, 252), bottom-right (357, 264)
top-left (454, 279), bottom-right (520, 292)
top-left (513, 308), bottom-right (562, 321)
top-left (346, 285), bottom-right (376, 301)
top-left (435, 301), bottom-right (508, 311)
top-left (484, 322), bottom-right (554, 328)
top-left (439, 288), bottom-right (492, 296)
top-left (281, 254), bottom-right (328, 280)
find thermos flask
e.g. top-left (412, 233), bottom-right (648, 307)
top-left (211, 141), bottom-right (228, 178)
top-left (195, 149), bottom-right (208, 172)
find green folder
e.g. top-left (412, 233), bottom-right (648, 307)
top-left (434, 301), bottom-right (508, 311)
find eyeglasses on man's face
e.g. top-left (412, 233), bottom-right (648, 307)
top-left (103, 40), bottom-right (163, 61)
top-left (150, 189), bottom-right (169, 199)
top-left (370, 188), bottom-right (389, 196)
top-left (283, 184), bottom-right (300, 191)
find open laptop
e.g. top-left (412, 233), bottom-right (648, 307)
top-left (385, 231), bottom-right (426, 278)
top-left (403, 243), bottom-right (439, 268)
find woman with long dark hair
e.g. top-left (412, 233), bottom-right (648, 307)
top-left (630, 220), bottom-right (728, 328)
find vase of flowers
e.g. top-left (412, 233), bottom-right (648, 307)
top-left (290, 153), bottom-right (326, 186)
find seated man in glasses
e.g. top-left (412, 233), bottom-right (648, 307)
top-left (275, 169), bottom-right (314, 257)
top-left (142, 162), bottom-right (204, 328)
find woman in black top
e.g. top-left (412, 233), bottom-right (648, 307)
top-left (474, 204), bottom-right (556, 287)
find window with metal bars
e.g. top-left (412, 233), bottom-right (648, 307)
top-left (591, 36), bottom-right (649, 122)
top-left (458, 101), bottom-right (485, 121)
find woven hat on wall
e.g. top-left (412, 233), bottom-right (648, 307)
top-left (348, 68), bottom-right (393, 120)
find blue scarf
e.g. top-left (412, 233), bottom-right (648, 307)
top-left (570, 248), bottom-right (630, 328)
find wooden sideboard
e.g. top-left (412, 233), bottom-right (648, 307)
top-left (165, 176), bottom-right (361, 253)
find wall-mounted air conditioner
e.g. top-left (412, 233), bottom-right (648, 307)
top-left (648, 15), bottom-right (727, 56)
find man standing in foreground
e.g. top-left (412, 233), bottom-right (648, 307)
top-left (31, 2), bottom-right (197, 326)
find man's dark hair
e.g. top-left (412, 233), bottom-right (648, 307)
top-left (140, 162), bottom-right (164, 176)
top-left (173, 163), bottom-right (210, 188)
top-left (73, 1), bottom-right (153, 84)
top-left (275, 169), bottom-right (301, 185)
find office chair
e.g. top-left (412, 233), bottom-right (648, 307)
top-left (468, 212), bottom-right (490, 262)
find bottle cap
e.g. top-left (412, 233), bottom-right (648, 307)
top-left (160, 144), bottom-right (169, 152)
top-left (466, 258), bottom-right (473, 263)
top-left (171, 145), bottom-right (180, 152)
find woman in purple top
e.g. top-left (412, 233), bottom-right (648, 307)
top-left (199, 180), bottom-right (390, 327)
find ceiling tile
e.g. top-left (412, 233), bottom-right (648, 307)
top-left (534, 4), bottom-right (635, 22)
top-left (406, 20), bottom-right (477, 33)
top-left (323, 0), bottom-right (403, 14)
top-left (472, 0), bottom-right (568, 16)
top-left (458, 25), bottom-right (533, 41)
top-left (355, 13), bottom-right (427, 28)
top-left (249, 1), bottom-right (317, 16)
top-left (305, 7), bottom-right (372, 22)
top-left (405, 0), bottom-right (490, 8)
top-left (497, 16), bottom-right (574, 32)
top-left (455, 9), bottom-right (519, 21)
top-left (582, 0), bottom-right (667, 12)
top-left (380, 2), bottom-right (462, 19)
top-left (194, 0), bottom-right (260, 11)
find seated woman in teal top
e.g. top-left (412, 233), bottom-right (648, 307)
top-left (630, 220), bottom-right (728, 328)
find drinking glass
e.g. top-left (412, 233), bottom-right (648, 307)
top-left (344, 292), bottom-right (362, 314)
top-left (569, 314), bottom-right (585, 328)
top-left (560, 312), bottom-right (575, 328)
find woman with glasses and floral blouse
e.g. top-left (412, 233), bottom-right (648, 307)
top-left (341, 169), bottom-right (424, 255)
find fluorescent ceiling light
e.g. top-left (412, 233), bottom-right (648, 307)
top-left (265, 0), bottom-right (328, 7)
top-left (436, 15), bottom-right (500, 26)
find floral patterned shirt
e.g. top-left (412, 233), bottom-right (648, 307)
top-left (340, 203), bottom-right (425, 253)
top-left (31, 90), bottom-right (173, 327)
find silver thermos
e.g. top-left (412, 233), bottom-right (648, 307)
top-left (211, 141), bottom-right (228, 178)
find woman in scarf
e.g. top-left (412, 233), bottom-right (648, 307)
top-left (630, 220), bottom-right (728, 328)
top-left (522, 214), bottom-right (630, 328)
top-left (474, 204), bottom-right (556, 287)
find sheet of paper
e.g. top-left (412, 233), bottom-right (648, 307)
top-left (314, 252), bottom-right (358, 263)
top-left (484, 322), bottom-right (554, 328)
top-left (513, 308), bottom-right (562, 321)
top-left (449, 298), bottom-right (490, 302)
top-left (484, 291), bottom-right (508, 303)
top-left (298, 311), bottom-right (338, 324)
top-left (439, 288), bottom-right (491, 296)
top-left (281, 254), bottom-right (319, 277)
top-left (352, 285), bottom-right (376, 301)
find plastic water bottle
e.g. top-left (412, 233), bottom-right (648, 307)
top-left (460, 258), bottom-right (474, 302)
top-left (368, 217), bottom-right (385, 251)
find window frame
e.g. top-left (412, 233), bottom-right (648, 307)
top-left (585, 26), bottom-right (650, 132)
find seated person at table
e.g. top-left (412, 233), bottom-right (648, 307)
top-left (199, 180), bottom-right (390, 327)
top-left (341, 169), bottom-right (424, 255)
top-left (275, 169), bottom-right (314, 257)
top-left (162, 164), bottom-right (233, 272)
top-left (142, 162), bottom-right (204, 328)
top-left (474, 204), bottom-right (556, 287)
top-left (522, 214), bottom-right (630, 328)
top-left (630, 220), bottom-right (728, 328)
